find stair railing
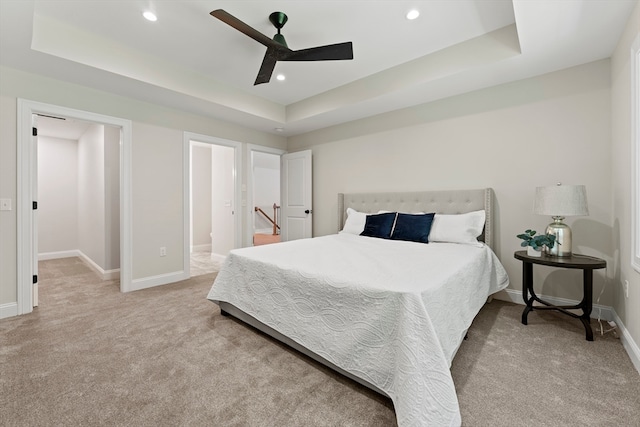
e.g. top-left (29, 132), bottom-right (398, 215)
top-left (255, 203), bottom-right (281, 235)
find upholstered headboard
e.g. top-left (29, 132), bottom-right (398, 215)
top-left (338, 188), bottom-right (494, 249)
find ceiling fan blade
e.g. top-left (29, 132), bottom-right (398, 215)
top-left (254, 49), bottom-right (278, 85)
top-left (210, 9), bottom-right (287, 51)
top-left (281, 42), bottom-right (353, 62)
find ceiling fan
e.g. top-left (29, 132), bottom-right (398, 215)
top-left (210, 9), bottom-right (354, 85)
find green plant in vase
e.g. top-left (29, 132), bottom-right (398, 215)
top-left (517, 229), bottom-right (557, 256)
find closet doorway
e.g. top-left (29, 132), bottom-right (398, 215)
top-left (17, 99), bottom-right (133, 316)
top-left (36, 115), bottom-right (121, 302)
top-left (185, 133), bottom-right (242, 277)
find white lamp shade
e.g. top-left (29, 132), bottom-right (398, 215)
top-left (534, 185), bottom-right (589, 216)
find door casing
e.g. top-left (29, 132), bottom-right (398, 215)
top-left (183, 132), bottom-right (242, 277)
top-left (17, 99), bottom-right (133, 315)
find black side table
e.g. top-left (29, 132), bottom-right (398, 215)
top-left (514, 250), bottom-right (606, 341)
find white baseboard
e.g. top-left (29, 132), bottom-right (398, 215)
top-left (129, 270), bottom-right (189, 292)
top-left (38, 250), bottom-right (120, 280)
top-left (76, 252), bottom-right (120, 281)
top-left (612, 311), bottom-right (640, 375)
top-left (254, 228), bottom-right (273, 235)
top-left (0, 302), bottom-right (18, 319)
top-left (39, 250), bottom-right (81, 260)
top-left (495, 288), bottom-right (639, 375)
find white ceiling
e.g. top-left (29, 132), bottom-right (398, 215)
top-left (35, 115), bottom-right (92, 140)
top-left (0, 1), bottom-right (636, 137)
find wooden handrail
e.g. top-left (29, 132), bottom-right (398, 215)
top-left (255, 204), bottom-right (280, 235)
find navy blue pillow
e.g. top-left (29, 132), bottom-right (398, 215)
top-left (390, 213), bottom-right (435, 243)
top-left (360, 212), bottom-right (397, 239)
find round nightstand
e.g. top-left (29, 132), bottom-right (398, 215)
top-left (514, 250), bottom-right (606, 341)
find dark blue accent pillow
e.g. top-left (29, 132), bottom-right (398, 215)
top-left (390, 213), bottom-right (435, 243)
top-left (360, 212), bottom-right (397, 239)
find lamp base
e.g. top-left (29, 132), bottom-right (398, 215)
top-left (544, 216), bottom-right (572, 257)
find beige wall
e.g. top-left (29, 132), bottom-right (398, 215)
top-left (0, 66), bottom-right (285, 309)
top-left (130, 123), bottom-right (183, 279)
top-left (0, 95), bottom-right (18, 308)
top-left (290, 59), bottom-right (613, 307)
top-left (611, 2), bottom-right (640, 357)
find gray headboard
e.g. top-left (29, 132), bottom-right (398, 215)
top-left (338, 188), bottom-right (494, 249)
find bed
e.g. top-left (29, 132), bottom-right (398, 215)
top-left (207, 188), bottom-right (509, 426)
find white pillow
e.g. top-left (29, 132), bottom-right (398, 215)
top-left (340, 208), bottom-right (368, 235)
top-left (428, 210), bottom-right (486, 246)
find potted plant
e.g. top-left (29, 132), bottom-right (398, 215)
top-left (517, 229), bottom-right (557, 257)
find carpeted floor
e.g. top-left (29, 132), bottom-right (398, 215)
top-left (1, 257), bottom-right (639, 426)
top-left (190, 251), bottom-right (223, 277)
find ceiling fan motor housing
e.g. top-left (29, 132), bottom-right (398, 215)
top-left (269, 12), bottom-right (288, 29)
top-left (270, 12), bottom-right (288, 47)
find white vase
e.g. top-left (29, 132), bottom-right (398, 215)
top-left (527, 246), bottom-right (542, 257)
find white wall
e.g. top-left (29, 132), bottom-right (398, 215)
top-left (77, 123), bottom-right (106, 268)
top-left (191, 143), bottom-right (213, 249)
top-left (253, 151), bottom-right (280, 233)
top-left (289, 60), bottom-right (613, 307)
top-left (211, 144), bottom-right (235, 256)
top-left (611, 2), bottom-right (640, 362)
top-left (37, 125), bottom-right (119, 272)
top-left (37, 136), bottom-right (79, 254)
top-left (104, 125), bottom-right (120, 271)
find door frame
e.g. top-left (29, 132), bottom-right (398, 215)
top-left (183, 132), bottom-right (243, 276)
top-left (246, 144), bottom-right (286, 247)
top-left (17, 99), bottom-right (133, 314)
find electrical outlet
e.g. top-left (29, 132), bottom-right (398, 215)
top-left (160, 247), bottom-right (167, 257)
top-left (624, 280), bottom-right (629, 298)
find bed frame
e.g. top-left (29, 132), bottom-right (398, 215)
top-left (218, 188), bottom-right (495, 397)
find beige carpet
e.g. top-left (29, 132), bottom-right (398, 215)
top-left (1, 257), bottom-right (639, 426)
top-left (190, 251), bottom-right (223, 277)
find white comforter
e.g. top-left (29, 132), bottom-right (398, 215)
top-left (207, 233), bottom-right (509, 426)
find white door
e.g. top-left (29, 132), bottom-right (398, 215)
top-left (210, 144), bottom-right (235, 257)
top-left (31, 119), bottom-right (39, 307)
top-left (280, 150), bottom-right (312, 241)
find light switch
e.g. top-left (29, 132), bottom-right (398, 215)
top-left (0, 199), bottom-right (11, 211)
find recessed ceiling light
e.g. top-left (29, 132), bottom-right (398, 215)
top-left (143, 11), bottom-right (157, 22)
top-left (406, 10), bottom-right (420, 20)
top-left (274, 127), bottom-right (285, 132)
top-left (276, 74), bottom-right (286, 81)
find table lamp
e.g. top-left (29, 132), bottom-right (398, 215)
top-left (534, 183), bottom-right (589, 257)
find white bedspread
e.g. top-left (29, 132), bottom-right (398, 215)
top-left (207, 233), bottom-right (509, 426)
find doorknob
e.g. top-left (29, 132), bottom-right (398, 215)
top-left (305, 209), bottom-right (312, 214)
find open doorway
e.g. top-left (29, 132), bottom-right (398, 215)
top-left (251, 150), bottom-right (282, 246)
top-left (17, 99), bottom-right (132, 316)
top-left (185, 133), bottom-right (242, 278)
top-left (37, 116), bottom-right (121, 290)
